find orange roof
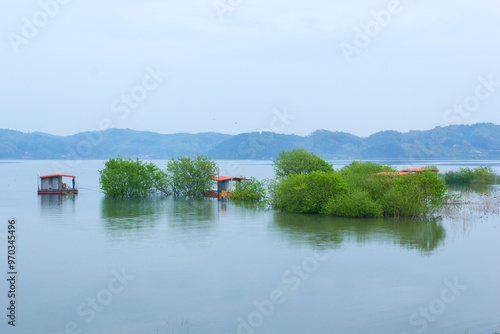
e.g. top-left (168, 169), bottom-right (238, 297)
top-left (401, 168), bottom-right (439, 172)
top-left (40, 174), bottom-right (76, 179)
top-left (211, 176), bottom-right (249, 182)
top-left (372, 172), bottom-right (411, 176)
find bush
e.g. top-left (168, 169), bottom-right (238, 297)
top-left (273, 148), bottom-right (333, 178)
top-left (230, 177), bottom-right (266, 201)
top-left (339, 161), bottom-right (397, 199)
top-left (99, 157), bottom-right (161, 197)
top-left (163, 155), bottom-right (218, 197)
top-left (444, 166), bottom-right (498, 185)
top-left (270, 157), bottom-right (447, 218)
top-left (379, 176), bottom-right (425, 217)
top-left (270, 171), bottom-right (347, 214)
top-left (321, 189), bottom-right (383, 218)
top-left (379, 171), bottom-right (447, 217)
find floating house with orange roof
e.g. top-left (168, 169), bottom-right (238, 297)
top-left (372, 172), bottom-right (411, 176)
top-left (401, 168), bottom-right (439, 173)
top-left (205, 176), bottom-right (249, 200)
top-left (38, 174), bottom-right (78, 195)
top-left (372, 168), bottom-right (439, 178)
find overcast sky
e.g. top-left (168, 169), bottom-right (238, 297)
top-left (1, 0), bottom-right (499, 137)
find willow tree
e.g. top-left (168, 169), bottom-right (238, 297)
top-left (163, 155), bottom-right (218, 197)
top-left (99, 157), bottom-right (161, 197)
top-left (273, 148), bottom-right (333, 178)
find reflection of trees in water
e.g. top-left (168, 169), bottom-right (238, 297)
top-left (100, 197), bottom-right (165, 231)
top-left (272, 214), bottom-right (446, 254)
top-left (165, 197), bottom-right (216, 229)
top-left (163, 198), bottom-right (219, 246)
top-left (448, 184), bottom-right (495, 194)
top-left (100, 197), bottom-right (218, 240)
top-left (272, 213), bottom-right (344, 250)
top-left (393, 218), bottom-right (446, 253)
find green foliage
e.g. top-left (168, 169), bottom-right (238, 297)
top-left (273, 148), bottom-right (333, 178)
top-left (378, 170), bottom-right (447, 217)
top-left (230, 177), bottom-right (266, 201)
top-left (163, 155), bottom-right (218, 197)
top-left (339, 161), bottom-right (396, 199)
top-left (321, 189), bottom-right (383, 218)
top-left (444, 166), bottom-right (498, 185)
top-left (99, 157), bottom-right (161, 197)
top-left (270, 171), bottom-right (347, 214)
top-left (378, 176), bottom-right (426, 217)
top-left (270, 158), bottom-right (447, 218)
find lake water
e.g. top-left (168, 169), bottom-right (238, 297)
top-left (1, 160), bottom-right (499, 334)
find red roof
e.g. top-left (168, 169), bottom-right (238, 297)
top-left (372, 172), bottom-right (411, 176)
top-left (40, 174), bottom-right (76, 179)
top-left (401, 168), bottom-right (439, 172)
top-left (211, 176), bottom-right (249, 182)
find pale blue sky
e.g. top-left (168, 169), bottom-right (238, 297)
top-left (1, 0), bottom-right (499, 137)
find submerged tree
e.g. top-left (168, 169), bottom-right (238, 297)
top-left (163, 155), bottom-right (218, 197)
top-left (444, 166), bottom-right (498, 185)
top-left (229, 177), bottom-right (266, 201)
top-left (273, 148), bottom-right (333, 178)
top-left (270, 171), bottom-right (347, 214)
top-left (99, 157), bottom-right (162, 197)
top-left (270, 157), bottom-right (447, 218)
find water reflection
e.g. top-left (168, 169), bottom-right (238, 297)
top-left (164, 197), bottom-right (217, 244)
top-left (38, 194), bottom-right (76, 216)
top-left (164, 197), bottom-right (217, 225)
top-left (272, 214), bottom-right (446, 254)
top-left (100, 197), bottom-right (218, 243)
top-left (448, 184), bottom-right (496, 194)
top-left (100, 197), bottom-right (165, 231)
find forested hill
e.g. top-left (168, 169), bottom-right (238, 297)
top-left (1, 123), bottom-right (499, 160)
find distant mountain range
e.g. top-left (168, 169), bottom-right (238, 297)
top-left (1, 123), bottom-right (500, 160)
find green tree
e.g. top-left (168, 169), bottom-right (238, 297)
top-left (339, 161), bottom-right (397, 199)
top-left (163, 155), bottom-right (218, 196)
top-left (444, 166), bottom-right (498, 185)
top-left (378, 170), bottom-right (447, 217)
top-left (321, 189), bottom-right (383, 218)
top-left (99, 157), bottom-right (161, 197)
top-left (270, 171), bottom-right (347, 214)
top-left (230, 177), bottom-right (266, 201)
top-left (273, 148), bottom-right (333, 178)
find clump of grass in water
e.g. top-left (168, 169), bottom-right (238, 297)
top-left (439, 189), bottom-right (500, 219)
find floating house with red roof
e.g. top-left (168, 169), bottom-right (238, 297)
top-left (205, 176), bottom-right (249, 200)
top-left (38, 174), bottom-right (78, 195)
top-left (372, 168), bottom-right (439, 177)
top-left (401, 168), bottom-right (439, 173)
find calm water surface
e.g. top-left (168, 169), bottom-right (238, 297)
top-left (0, 160), bottom-right (499, 334)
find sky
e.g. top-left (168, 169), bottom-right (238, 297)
top-left (1, 0), bottom-right (499, 137)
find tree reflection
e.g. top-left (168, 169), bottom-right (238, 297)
top-left (272, 214), bottom-right (446, 254)
top-left (164, 197), bottom-right (217, 232)
top-left (100, 197), bottom-right (218, 240)
top-left (100, 197), bottom-right (165, 231)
